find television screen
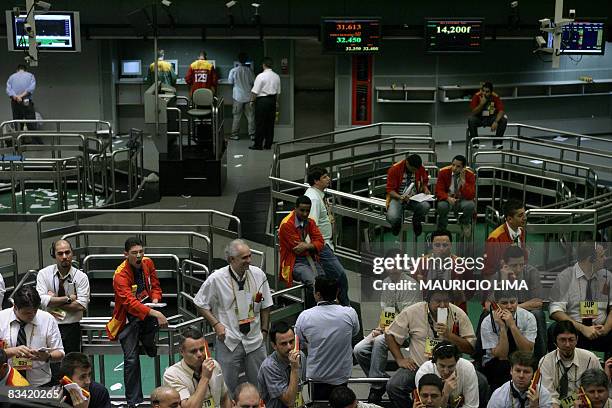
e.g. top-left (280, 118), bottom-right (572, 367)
top-left (425, 18), bottom-right (484, 53)
top-left (166, 59), bottom-right (179, 75)
top-left (121, 60), bottom-right (142, 76)
top-left (321, 18), bottom-right (381, 54)
top-left (6, 10), bottom-right (81, 52)
top-left (547, 21), bottom-right (606, 55)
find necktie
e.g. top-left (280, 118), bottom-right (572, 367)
top-left (453, 174), bottom-right (459, 196)
top-left (16, 321), bottom-right (28, 377)
top-left (586, 278), bottom-right (594, 301)
top-left (57, 275), bottom-right (67, 297)
top-left (511, 384), bottom-right (527, 408)
top-left (559, 363), bottom-right (571, 399)
top-left (507, 326), bottom-right (518, 353)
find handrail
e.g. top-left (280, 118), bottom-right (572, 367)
top-left (0, 119), bottom-right (113, 137)
top-left (60, 230), bottom-right (212, 269)
top-left (166, 107), bottom-right (183, 160)
top-left (36, 209), bottom-right (242, 269)
top-left (508, 123), bottom-right (612, 147)
top-left (8, 269), bottom-right (37, 303)
top-left (0, 248), bottom-right (19, 293)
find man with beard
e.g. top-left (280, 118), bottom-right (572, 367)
top-left (487, 351), bottom-right (552, 408)
top-left (106, 237), bottom-right (168, 408)
top-left (163, 328), bottom-right (231, 408)
top-left (59, 352), bottom-right (111, 408)
top-left (538, 322), bottom-right (601, 408)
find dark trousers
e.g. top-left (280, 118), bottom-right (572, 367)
top-left (10, 99), bottom-right (37, 130)
top-left (312, 382), bottom-right (348, 402)
top-left (468, 114), bottom-right (507, 146)
top-left (254, 95), bottom-right (276, 149)
top-left (119, 316), bottom-right (159, 405)
top-left (51, 322), bottom-right (82, 383)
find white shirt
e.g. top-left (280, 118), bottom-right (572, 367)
top-left (506, 223), bottom-right (523, 246)
top-left (538, 348), bottom-right (602, 405)
top-left (304, 186), bottom-right (333, 245)
top-left (194, 265), bottom-right (273, 353)
top-left (228, 64), bottom-right (255, 103)
top-left (416, 358), bottom-right (480, 408)
top-left (36, 264), bottom-right (90, 324)
top-left (549, 263), bottom-right (612, 325)
top-left (379, 274), bottom-right (422, 312)
top-left (0, 274), bottom-right (5, 309)
top-left (487, 380), bottom-right (553, 408)
top-left (0, 308), bottom-right (65, 386)
top-left (252, 68), bottom-right (281, 97)
top-left (163, 359), bottom-right (228, 407)
top-left (480, 306), bottom-right (537, 365)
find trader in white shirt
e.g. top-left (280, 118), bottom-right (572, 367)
top-left (249, 57), bottom-right (281, 151)
top-left (0, 285), bottom-right (64, 386)
top-left (228, 52), bottom-right (256, 141)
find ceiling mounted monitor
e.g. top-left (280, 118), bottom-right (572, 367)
top-left (6, 10), bottom-right (81, 52)
top-left (425, 18), bottom-right (484, 53)
top-left (321, 17), bottom-right (381, 54)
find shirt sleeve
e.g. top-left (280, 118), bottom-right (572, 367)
top-left (261, 272), bottom-right (274, 309)
top-left (251, 75), bottom-right (262, 95)
top-left (0, 274), bottom-right (4, 310)
top-left (480, 316), bottom-right (499, 351)
top-left (539, 387), bottom-right (553, 408)
top-left (306, 193), bottom-right (321, 225)
top-left (493, 96), bottom-right (504, 112)
top-left (48, 316), bottom-right (65, 356)
top-left (539, 355), bottom-right (559, 405)
top-left (350, 307), bottom-right (360, 337)
top-left (26, 74), bottom-right (36, 95)
top-left (6, 77), bottom-right (15, 98)
top-left (74, 272), bottom-right (90, 309)
top-left (194, 277), bottom-right (216, 310)
top-left (486, 387), bottom-right (506, 408)
top-left (548, 271), bottom-right (569, 316)
top-left (469, 93), bottom-right (480, 111)
top-left (36, 271), bottom-right (52, 309)
top-left (386, 308), bottom-right (410, 345)
top-left (259, 361), bottom-right (289, 399)
top-left (462, 363), bottom-right (480, 408)
top-left (163, 368), bottom-right (191, 401)
top-left (522, 311), bottom-right (537, 343)
top-left (228, 68), bottom-right (235, 84)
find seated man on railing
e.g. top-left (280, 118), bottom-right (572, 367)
top-left (548, 240), bottom-right (612, 356)
top-left (279, 195), bottom-right (326, 308)
top-left (194, 239), bottom-right (273, 395)
top-left (435, 155), bottom-right (476, 239)
top-left (468, 81), bottom-right (507, 149)
top-left (385, 154), bottom-right (432, 237)
top-left (257, 321), bottom-right (307, 408)
top-left (106, 237), bottom-right (168, 408)
top-left (0, 285), bottom-right (65, 387)
top-left (163, 328), bottom-right (231, 408)
top-left (354, 248), bottom-right (421, 404)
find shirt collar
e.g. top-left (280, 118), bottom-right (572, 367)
top-left (574, 263), bottom-right (587, 279)
top-left (506, 222), bottom-right (522, 239)
top-left (10, 308), bottom-right (37, 327)
top-left (510, 381), bottom-right (527, 397)
top-left (54, 265), bottom-right (74, 280)
top-left (179, 359), bottom-right (196, 377)
top-left (554, 349), bottom-right (580, 367)
top-left (295, 214), bottom-right (305, 228)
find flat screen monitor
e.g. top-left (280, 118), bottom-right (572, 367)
top-left (6, 10), bottom-right (81, 52)
top-left (166, 59), bottom-right (179, 75)
top-left (121, 60), bottom-right (142, 76)
top-left (321, 17), bottom-right (381, 54)
top-left (425, 18), bottom-right (484, 53)
top-left (547, 20), bottom-right (606, 55)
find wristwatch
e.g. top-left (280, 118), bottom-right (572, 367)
top-left (65, 296), bottom-right (73, 304)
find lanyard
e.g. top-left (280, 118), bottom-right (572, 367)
top-left (509, 383), bottom-right (527, 408)
top-left (426, 304), bottom-right (439, 339)
top-left (229, 269), bottom-right (253, 317)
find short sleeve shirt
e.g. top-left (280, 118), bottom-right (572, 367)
top-left (257, 350), bottom-right (307, 408)
top-left (163, 359), bottom-right (228, 407)
top-left (480, 306), bottom-right (537, 365)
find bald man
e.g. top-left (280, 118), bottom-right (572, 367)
top-left (36, 239), bottom-right (90, 380)
top-left (233, 382), bottom-right (260, 408)
top-left (151, 386), bottom-right (181, 408)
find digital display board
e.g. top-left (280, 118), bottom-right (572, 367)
top-left (547, 21), bottom-right (606, 55)
top-left (6, 10), bottom-right (81, 52)
top-left (425, 19), bottom-right (484, 53)
top-left (321, 18), bottom-right (381, 54)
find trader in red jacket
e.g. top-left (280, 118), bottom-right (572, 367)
top-left (185, 50), bottom-right (218, 96)
top-left (385, 154), bottom-right (431, 237)
top-left (435, 154), bottom-right (476, 238)
top-left (106, 237), bottom-right (168, 408)
top-left (468, 81), bottom-right (507, 149)
top-left (279, 195), bottom-right (325, 308)
top-left (482, 200), bottom-right (527, 278)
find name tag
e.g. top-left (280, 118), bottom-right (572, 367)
top-left (294, 391), bottom-right (304, 408)
top-left (579, 301), bottom-right (598, 319)
top-left (12, 357), bottom-right (33, 370)
top-left (379, 307), bottom-right (396, 328)
top-left (424, 337), bottom-right (441, 358)
top-left (203, 395), bottom-right (215, 408)
top-left (559, 393), bottom-right (577, 408)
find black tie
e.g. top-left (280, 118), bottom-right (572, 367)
top-left (586, 278), bottom-right (594, 301)
top-left (453, 175), bottom-right (459, 196)
top-left (58, 275), bottom-right (67, 297)
top-left (16, 321), bottom-right (28, 376)
top-left (511, 384), bottom-right (527, 408)
top-left (507, 326), bottom-right (518, 353)
top-left (559, 363), bottom-right (571, 399)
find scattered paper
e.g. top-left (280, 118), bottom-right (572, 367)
top-left (529, 160), bottom-right (544, 164)
top-left (553, 136), bottom-right (568, 142)
top-left (145, 302), bottom-right (167, 308)
top-left (110, 382), bottom-right (123, 390)
top-left (30, 204), bottom-right (51, 209)
top-left (234, 164), bottom-right (242, 167)
top-left (410, 193), bottom-right (435, 202)
top-left (233, 154), bottom-right (244, 159)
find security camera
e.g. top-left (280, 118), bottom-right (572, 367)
top-left (36, 1), bottom-right (51, 11)
top-left (510, 1), bottom-right (518, 8)
top-left (535, 35), bottom-right (546, 47)
top-left (539, 18), bottom-right (551, 28)
top-left (225, 0), bottom-right (237, 8)
top-left (569, 9), bottom-right (576, 19)
top-left (251, 2), bottom-right (260, 7)
top-left (161, 0), bottom-right (172, 6)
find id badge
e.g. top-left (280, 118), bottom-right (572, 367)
top-left (424, 337), bottom-right (441, 358)
top-left (12, 356), bottom-right (33, 370)
top-left (294, 391), bottom-right (305, 408)
top-left (203, 395), bottom-right (215, 408)
top-left (379, 307), bottom-right (396, 328)
top-left (481, 110), bottom-right (490, 117)
top-left (237, 291), bottom-right (255, 324)
top-left (559, 394), bottom-right (577, 408)
top-left (579, 301), bottom-right (598, 320)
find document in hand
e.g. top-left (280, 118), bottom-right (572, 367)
top-left (409, 193), bottom-right (435, 202)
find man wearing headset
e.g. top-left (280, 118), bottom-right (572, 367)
top-left (548, 241), bottom-right (612, 355)
top-left (415, 341), bottom-right (487, 408)
top-left (36, 239), bottom-right (90, 379)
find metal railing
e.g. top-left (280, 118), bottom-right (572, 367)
top-left (508, 123), bottom-right (612, 152)
top-left (0, 248), bottom-right (19, 298)
top-left (36, 208), bottom-right (241, 269)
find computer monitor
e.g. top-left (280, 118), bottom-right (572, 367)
top-left (166, 59), bottom-right (179, 75)
top-left (321, 17), bottom-right (381, 54)
top-left (6, 10), bottom-right (81, 52)
top-left (547, 20), bottom-right (606, 55)
top-left (121, 60), bottom-right (142, 77)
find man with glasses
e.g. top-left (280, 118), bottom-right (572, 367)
top-left (385, 285), bottom-right (476, 408)
top-left (36, 239), bottom-right (90, 380)
top-left (106, 237), bottom-right (168, 408)
top-left (151, 386), bottom-right (182, 408)
top-left (548, 241), bottom-right (612, 356)
top-left (480, 291), bottom-right (537, 391)
top-left (538, 321), bottom-right (601, 408)
top-left (232, 382), bottom-right (261, 408)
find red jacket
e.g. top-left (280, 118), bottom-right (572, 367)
top-left (435, 165), bottom-right (476, 202)
top-left (385, 160), bottom-right (430, 208)
top-left (482, 223), bottom-right (526, 277)
top-left (185, 59), bottom-right (218, 95)
top-left (5, 367), bottom-right (29, 386)
top-left (106, 257), bottom-right (162, 340)
top-left (470, 91), bottom-right (505, 114)
top-left (279, 211), bottom-right (325, 287)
